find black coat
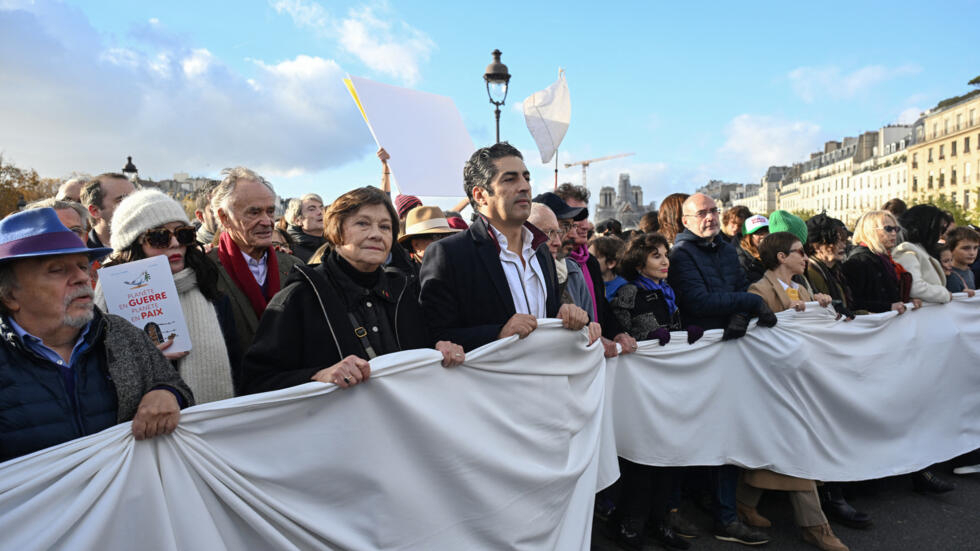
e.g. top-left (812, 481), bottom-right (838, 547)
top-left (736, 242), bottom-right (765, 284)
top-left (240, 252), bottom-right (433, 394)
top-left (286, 225), bottom-right (326, 264)
top-left (667, 229), bottom-right (764, 330)
top-left (419, 217), bottom-right (560, 351)
top-left (842, 246), bottom-right (904, 313)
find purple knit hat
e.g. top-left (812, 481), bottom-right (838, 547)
top-left (394, 195), bottom-right (422, 219)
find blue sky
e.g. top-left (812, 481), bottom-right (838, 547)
top-left (2, 0), bottom-right (979, 212)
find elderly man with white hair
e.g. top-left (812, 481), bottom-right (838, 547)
top-left (208, 167), bottom-right (302, 354)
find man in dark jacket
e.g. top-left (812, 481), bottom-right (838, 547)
top-left (419, 143), bottom-right (590, 351)
top-left (554, 184), bottom-right (638, 357)
top-left (666, 193), bottom-right (776, 546)
top-left (0, 208), bottom-right (194, 462)
top-left (284, 193), bottom-right (327, 263)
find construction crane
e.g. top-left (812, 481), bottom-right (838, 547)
top-left (563, 153), bottom-right (635, 188)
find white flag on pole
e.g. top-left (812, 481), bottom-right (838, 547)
top-left (522, 69), bottom-right (571, 164)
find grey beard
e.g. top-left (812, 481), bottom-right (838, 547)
top-left (63, 304), bottom-right (94, 328)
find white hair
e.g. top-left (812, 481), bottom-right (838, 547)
top-left (211, 166), bottom-right (276, 213)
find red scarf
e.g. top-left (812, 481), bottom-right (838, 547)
top-left (217, 232), bottom-right (280, 317)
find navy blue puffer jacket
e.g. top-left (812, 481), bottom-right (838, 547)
top-left (667, 229), bottom-right (764, 330)
top-left (0, 315), bottom-right (117, 462)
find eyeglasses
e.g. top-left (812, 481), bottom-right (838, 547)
top-left (559, 222), bottom-right (575, 234)
top-left (683, 207), bottom-right (720, 220)
top-left (142, 226), bottom-right (197, 248)
top-left (787, 248), bottom-right (807, 257)
top-left (880, 225), bottom-right (900, 234)
top-left (545, 229), bottom-right (565, 241)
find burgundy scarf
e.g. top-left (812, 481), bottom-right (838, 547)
top-left (217, 232), bottom-right (281, 317)
top-left (569, 243), bottom-right (599, 320)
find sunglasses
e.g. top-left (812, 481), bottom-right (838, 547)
top-left (881, 225), bottom-right (900, 234)
top-left (142, 226), bottom-right (197, 248)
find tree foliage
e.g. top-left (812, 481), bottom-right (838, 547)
top-left (0, 155), bottom-right (57, 218)
top-left (788, 208), bottom-right (817, 222)
top-left (970, 75), bottom-right (980, 88)
top-left (910, 194), bottom-right (979, 226)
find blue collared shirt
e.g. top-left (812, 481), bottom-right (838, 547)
top-left (7, 317), bottom-right (92, 368)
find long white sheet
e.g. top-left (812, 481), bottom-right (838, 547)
top-left (4, 299), bottom-right (980, 549)
top-left (0, 321), bottom-right (608, 551)
top-left (613, 296), bottom-right (980, 481)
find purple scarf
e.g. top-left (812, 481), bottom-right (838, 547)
top-left (569, 244), bottom-right (599, 320)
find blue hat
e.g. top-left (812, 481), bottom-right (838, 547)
top-left (0, 208), bottom-right (112, 262)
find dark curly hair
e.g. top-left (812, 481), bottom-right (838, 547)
top-left (804, 213), bottom-right (847, 256)
top-left (617, 233), bottom-right (670, 280)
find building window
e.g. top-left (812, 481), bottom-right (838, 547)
top-left (945, 119), bottom-right (949, 135)
top-left (971, 109), bottom-right (976, 127)
top-left (933, 123), bottom-right (938, 138)
top-left (952, 167), bottom-right (957, 185)
top-left (928, 173), bottom-right (934, 189)
top-left (939, 169), bottom-right (945, 188)
top-left (913, 152), bottom-right (918, 168)
top-left (957, 114), bottom-right (962, 131)
top-left (929, 148), bottom-right (934, 162)
top-left (912, 175), bottom-right (918, 192)
top-left (952, 141), bottom-right (958, 156)
top-left (966, 190), bottom-right (971, 211)
top-left (967, 137), bottom-right (972, 153)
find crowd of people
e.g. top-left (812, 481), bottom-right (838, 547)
top-left (0, 142), bottom-right (977, 551)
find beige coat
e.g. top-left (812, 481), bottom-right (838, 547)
top-left (748, 270), bottom-right (813, 313)
top-left (893, 241), bottom-right (951, 304)
top-left (745, 269), bottom-right (818, 492)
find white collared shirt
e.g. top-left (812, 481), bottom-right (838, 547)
top-left (241, 249), bottom-right (269, 287)
top-left (490, 224), bottom-right (547, 318)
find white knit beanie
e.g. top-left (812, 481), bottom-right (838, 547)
top-left (110, 188), bottom-right (191, 251)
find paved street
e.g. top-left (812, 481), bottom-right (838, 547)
top-left (592, 460), bottom-right (980, 551)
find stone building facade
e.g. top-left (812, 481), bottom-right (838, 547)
top-left (595, 173), bottom-right (657, 228)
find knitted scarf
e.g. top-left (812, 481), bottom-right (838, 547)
top-left (217, 232), bottom-right (280, 318)
top-left (860, 243), bottom-right (913, 303)
top-left (568, 244), bottom-right (598, 320)
top-left (634, 275), bottom-right (678, 314)
top-left (173, 267), bottom-right (234, 403)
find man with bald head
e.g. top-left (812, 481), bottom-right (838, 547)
top-left (666, 192), bottom-right (776, 546)
top-left (528, 202), bottom-right (595, 324)
top-left (56, 176), bottom-right (88, 203)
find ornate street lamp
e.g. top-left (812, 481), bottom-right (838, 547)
top-left (483, 49), bottom-right (511, 143)
top-left (122, 156), bottom-right (138, 183)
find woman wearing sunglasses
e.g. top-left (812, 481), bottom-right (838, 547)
top-left (843, 210), bottom-right (921, 314)
top-left (96, 189), bottom-right (238, 404)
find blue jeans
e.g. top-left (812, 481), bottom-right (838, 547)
top-left (714, 464), bottom-right (739, 524)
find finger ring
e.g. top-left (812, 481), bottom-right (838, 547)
top-left (343, 376), bottom-right (351, 384)
top-left (454, 353), bottom-right (462, 358)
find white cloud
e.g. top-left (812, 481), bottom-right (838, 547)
top-left (0, 1), bottom-right (370, 182)
top-left (788, 64), bottom-right (921, 103)
top-left (897, 106), bottom-right (923, 125)
top-left (269, 0), bottom-right (433, 85)
top-left (719, 114), bottom-right (822, 176)
top-left (181, 48), bottom-right (212, 78)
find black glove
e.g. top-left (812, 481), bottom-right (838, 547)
top-left (686, 325), bottom-right (704, 344)
top-left (831, 300), bottom-right (855, 320)
top-left (756, 303), bottom-right (778, 328)
top-left (647, 327), bottom-right (671, 346)
top-left (722, 313), bottom-right (749, 341)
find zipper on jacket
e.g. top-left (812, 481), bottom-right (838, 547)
top-left (393, 277), bottom-right (409, 350)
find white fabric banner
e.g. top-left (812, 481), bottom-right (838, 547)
top-left (522, 70), bottom-right (570, 164)
top-left (4, 300), bottom-right (980, 549)
top-left (0, 321), bottom-right (609, 551)
top-left (613, 296), bottom-right (980, 481)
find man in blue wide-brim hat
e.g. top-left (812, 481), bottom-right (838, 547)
top-left (0, 208), bottom-right (194, 462)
